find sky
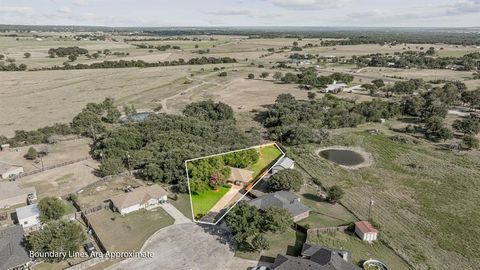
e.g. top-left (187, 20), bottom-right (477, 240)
top-left (0, 0), bottom-right (479, 27)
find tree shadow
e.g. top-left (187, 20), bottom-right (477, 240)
top-left (197, 223), bottom-right (236, 252)
top-left (286, 230), bottom-right (306, 257)
top-left (301, 193), bottom-right (323, 202)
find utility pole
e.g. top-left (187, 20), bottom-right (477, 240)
top-left (367, 198), bottom-right (374, 221)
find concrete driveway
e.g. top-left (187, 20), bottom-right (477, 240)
top-left (107, 223), bottom-right (258, 270)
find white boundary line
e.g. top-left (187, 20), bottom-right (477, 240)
top-left (185, 142), bottom-right (285, 225)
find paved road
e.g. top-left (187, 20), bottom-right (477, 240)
top-left (107, 223), bottom-right (258, 270)
top-left (160, 202), bottom-right (192, 224)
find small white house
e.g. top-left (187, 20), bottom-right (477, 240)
top-left (111, 185), bottom-right (168, 215)
top-left (0, 161), bottom-right (24, 180)
top-left (272, 157), bottom-right (295, 174)
top-left (16, 204), bottom-right (41, 231)
top-left (320, 81), bottom-right (347, 93)
top-left (354, 220), bottom-right (378, 242)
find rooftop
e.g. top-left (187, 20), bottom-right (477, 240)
top-left (355, 220), bottom-right (378, 234)
top-left (16, 204), bottom-right (40, 220)
top-left (274, 157), bottom-right (294, 170)
top-left (227, 167), bottom-right (254, 183)
top-left (111, 185), bottom-right (168, 210)
top-left (247, 191), bottom-right (311, 217)
top-left (0, 226), bottom-right (31, 270)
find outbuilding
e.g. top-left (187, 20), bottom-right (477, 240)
top-left (272, 157), bottom-right (295, 174)
top-left (354, 220), bottom-right (378, 242)
top-left (16, 204), bottom-right (41, 232)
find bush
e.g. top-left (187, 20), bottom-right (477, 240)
top-left (247, 73), bottom-right (255, 79)
top-left (218, 71), bottom-right (227, 77)
top-left (326, 185), bottom-right (344, 203)
top-left (25, 147), bottom-right (38, 160)
top-left (38, 197), bottom-right (67, 222)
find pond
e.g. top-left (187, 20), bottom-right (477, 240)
top-left (319, 149), bottom-right (365, 166)
top-left (129, 112), bottom-right (150, 122)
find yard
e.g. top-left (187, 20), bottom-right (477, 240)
top-left (235, 228), bottom-right (306, 263)
top-left (190, 186), bottom-right (230, 218)
top-left (87, 208), bottom-right (174, 252)
top-left (247, 144), bottom-right (283, 178)
top-left (289, 125), bottom-right (480, 270)
top-left (296, 186), bottom-right (358, 228)
top-left (307, 232), bottom-right (410, 269)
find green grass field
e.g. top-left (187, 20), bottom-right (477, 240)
top-left (307, 232), bottom-right (410, 269)
top-left (247, 144), bottom-right (283, 177)
top-left (289, 126), bottom-right (480, 270)
top-left (88, 208), bottom-right (174, 252)
top-left (191, 186), bottom-right (230, 217)
top-left (235, 228), bottom-right (306, 263)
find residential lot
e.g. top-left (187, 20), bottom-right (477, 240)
top-left (88, 208), bottom-right (174, 252)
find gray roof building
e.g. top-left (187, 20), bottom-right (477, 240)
top-left (272, 157), bottom-right (295, 174)
top-left (0, 226), bottom-right (31, 270)
top-left (272, 244), bottom-right (361, 270)
top-left (247, 191), bottom-right (311, 222)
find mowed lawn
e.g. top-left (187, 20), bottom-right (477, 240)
top-left (191, 186), bottom-right (230, 217)
top-left (307, 232), bottom-right (410, 269)
top-left (235, 228), bottom-right (306, 263)
top-left (88, 208), bottom-right (174, 252)
top-left (247, 144), bottom-right (283, 178)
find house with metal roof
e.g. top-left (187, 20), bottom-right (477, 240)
top-left (354, 220), bottom-right (379, 242)
top-left (0, 225), bottom-right (32, 270)
top-left (247, 191), bottom-right (311, 222)
top-left (320, 81), bottom-right (347, 93)
top-left (272, 243), bottom-right (361, 270)
top-left (272, 157), bottom-right (295, 174)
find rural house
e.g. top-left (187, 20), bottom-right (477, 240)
top-left (0, 182), bottom-right (36, 209)
top-left (354, 220), bottom-right (378, 242)
top-left (227, 167), bottom-right (254, 186)
top-left (320, 80), bottom-right (347, 93)
top-left (247, 191), bottom-right (311, 222)
top-left (272, 243), bottom-right (361, 270)
top-left (0, 161), bottom-right (24, 180)
top-left (110, 185), bottom-right (168, 215)
top-left (272, 156), bottom-right (295, 174)
top-left (0, 225), bottom-right (32, 270)
top-left (16, 204), bottom-right (41, 232)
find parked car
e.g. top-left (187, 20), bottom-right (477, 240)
top-left (84, 242), bottom-right (97, 255)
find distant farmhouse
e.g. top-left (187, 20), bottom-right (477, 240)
top-left (16, 204), bottom-right (41, 232)
top-left (354, 220), bottom-right (378, 242)
top-left (0, 161), bottom-right (24, 180)
top-left (227, 167), bottom-right (254, 186)
top-left (110, 185), bottom-right (168, 215)
top-left (0, 225), bottom-right (32, 270)
top-left (0, 182), bottom-right (36, 209)
top-left (320, 81), bottom-right (347, 93)
top-left (248, 191), bottom-right (311, 222)
top-left (272, 156), bottom-right (295, 174)
top-left (272, 243), bottom-right (361, 270)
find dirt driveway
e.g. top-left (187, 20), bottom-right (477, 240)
top-left (107, 223), bottom-right (258, 270)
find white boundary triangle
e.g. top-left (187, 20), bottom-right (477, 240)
top-left (184, 142), bottom-right (285, 225)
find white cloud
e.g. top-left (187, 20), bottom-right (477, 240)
top-left (269, 0), bottom-right (350, 10)
top-left (0, 6), bottom-right (34, 15)
top-left (203, 10), bottom-right (252, 16)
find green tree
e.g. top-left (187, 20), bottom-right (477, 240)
top-left (28, 220), bottom-right (86, 263)
top-left (251, 234), bottom-right (270, 251)
top-left (452, 116), bottom-right (480, 135)
top-left (98, 157), bottom-right (124, 176)
top-left (273, 72), bottom-right (283, 81)
top-left (260, 72), bottom-right (269, 79)
top-left (247, 73), bottom-right (255, 79)
top-left (183, 100), bottom-right (234, 121)
top-left (25, 147), bottom-right (38, 160)
top-left (424, 116), bottom-right (453, 142)
top-left (307, 92), bottom-right (316, 100)
top-left (72, 110), bottom-right (104, 138)
top-left (24, 52), bottom-right (31, 58)
top-left (326, 185), bottom-right (344, 203)
top-left (262, 207), bottom-right (292, 233)
top-left (218, 71), bottom-right (227, 77)
top-left (68, 54), bottom-right (77, 62)
top-left (38, 197), bottom-right (66, 222)
top-left (462, 135), bottom-right (479, 150)
top-left (267, 169), bottom-right (303, 192)
top-left (371, 79), bottom-right (385, 88)
top-left (226, 202), bottom-right (261, 244)
top-left (104, 107), bottom-right (121, 123)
